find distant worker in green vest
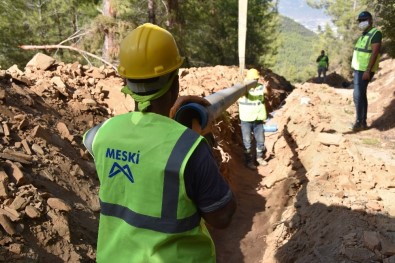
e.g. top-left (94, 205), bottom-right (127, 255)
top-left (83, 23), bottom-right (236, 263)
top-left (351, 11), bottom-right (382, 132)
top-left (316, 50), bottom-right (329, 83)
top-left (238, 68), bottom-right (268, 170)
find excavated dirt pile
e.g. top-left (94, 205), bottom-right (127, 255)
top-left (0, 53), bottom-right (291, 262)
top-left (0, 52), bottom-right (394, 263)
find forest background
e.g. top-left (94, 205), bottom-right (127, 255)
top-left (1, 0), bottom-right (394, 83)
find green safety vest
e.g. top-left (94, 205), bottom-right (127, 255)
top-left (238, 84), bottom-right (267, 122)
top-left (351, 27), bottom-right (381, 72)
top-left (83, 112), bottom-right (215, 263)
top-left (318, 56), bottom-right (328, 68)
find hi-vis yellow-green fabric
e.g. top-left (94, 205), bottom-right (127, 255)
top-left (85, 112), bottom-right (215, 263)
top-left (352, 27), bottom-right (381, 72)
top-left (238, 84), bottom-right (267, 122)
top-left (317, 56), bottom-right (328, 68)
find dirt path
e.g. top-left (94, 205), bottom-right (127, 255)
top-left (212, 74), bottom-right (395, 262)
top-left (210, 150), bottom-right (267, 263)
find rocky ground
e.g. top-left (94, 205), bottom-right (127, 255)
top-left (0, 53), bottom-right (394, 263)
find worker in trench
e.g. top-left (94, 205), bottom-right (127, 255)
top-left (83, 23), bottom-right (236, 263)
top-left (238, 68), bottom-right (269, 170)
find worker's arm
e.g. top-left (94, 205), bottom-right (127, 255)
top-left (184, 141), bottom-right (236, 229)
top-left (201, 194), bottom-right (237, 229)
top-left (83, 122), bottom-right (105, 157)
top-left (363, 42), bottom-right (381, 80)
top-left (262, 80), bottom-right (272, 99)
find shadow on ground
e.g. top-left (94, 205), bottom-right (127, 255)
top-left (371, 95), bottom-right (395, 131)
top-left (306, 72), bottom-right (352, 89)
top-left (274, 125), bottom-right (395, 263)
top-left (209, 119), bottom-right (267, 263)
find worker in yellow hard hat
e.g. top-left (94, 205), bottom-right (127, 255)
top-left (238, 68), bottom-right (268, 170)
top-left (82, 23), bottom-right (236, 263)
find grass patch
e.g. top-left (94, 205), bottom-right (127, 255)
top-left (361, 138), bottom-right (380, 145)
top-left (343, 108), bottom-right (354, 115)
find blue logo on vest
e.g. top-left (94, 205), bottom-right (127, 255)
top-left (109, 162), bottom-right (134, 183)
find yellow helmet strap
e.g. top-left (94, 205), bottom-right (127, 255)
top-left (121, 70), bottom-right (178, 112)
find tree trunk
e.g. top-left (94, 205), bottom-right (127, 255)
top-left (102, 0), bottom-right (116, 62)
top-left (148, 0), bottom-right (156, 24)
top-left (166, 0), bottom-right (179, 28)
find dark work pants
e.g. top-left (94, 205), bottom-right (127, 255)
top-left (353, 70), bottom-right (373, 124)
top-left (241, 120), bottom-right (265, 159)
top-left (318, 67), bottom-right (327, 82)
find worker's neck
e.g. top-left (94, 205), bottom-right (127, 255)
top-left (151, 104), bottom-right (170, 116)
top-left (135, 102), bottom-right (170, 117)
top-left (364, 25), bottom-right (373, 33)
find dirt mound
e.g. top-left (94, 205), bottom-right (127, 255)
top-left (261, 82), bottom-right (395, 263)
top-left (368, 57), bottom-right (395, 132)
top-left (1, 55), bottom-right (116, 262)
top-left (0, 53), bottom-right (292, 262)
top-left (306, 71), bottom-right (352, 88)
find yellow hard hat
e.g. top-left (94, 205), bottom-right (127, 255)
top-left (246, 68), bottom-right (260, 80)
top-left (118, 23), bottom-right (184, 79)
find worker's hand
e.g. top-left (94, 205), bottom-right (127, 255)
top-left (362, 70), bottom-right (371, 81)
top-left (170, 95), bottom-right (214, 135)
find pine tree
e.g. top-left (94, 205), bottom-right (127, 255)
top-left (0, 0), bottom-right (97, 68)
top-left (376, 0), bottom-right (395, 57)
top-left (0, 0), bottom-right (282, 72)
top-left (177, 0), bottom-right (279, 68)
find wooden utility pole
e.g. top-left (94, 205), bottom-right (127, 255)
top-left (238, 0), bottom-right (248, 76)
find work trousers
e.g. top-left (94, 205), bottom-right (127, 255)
top-left (241, 120), bottom-right (265, 158)
top-left (318, 66), bottom-right (327, 82)
top-left (353, 70), bottom-right (373, 124)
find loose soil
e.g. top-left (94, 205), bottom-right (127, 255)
top-left (0, 53), bottom-right (394, 263)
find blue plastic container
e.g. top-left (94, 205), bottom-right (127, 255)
top-left (263, 124), bottom-right (278, 132)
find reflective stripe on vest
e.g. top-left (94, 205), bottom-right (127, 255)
top-left (239, 101), bottom-right (262, 106)
top-left (351, 27), bottom-right (380, 72)
top-left (98, 128), bottom-right (201, 233)
top-left (238, 84), bottom-right (266, 122)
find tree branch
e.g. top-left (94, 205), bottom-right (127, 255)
top-left (58, 29), bottom-right (92, 46)
top-left (19, 44), bottom-right (116, 70)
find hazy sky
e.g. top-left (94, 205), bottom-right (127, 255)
top-left (278, 0), bottom-right (333, 32)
